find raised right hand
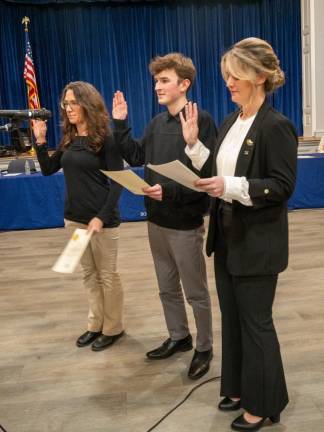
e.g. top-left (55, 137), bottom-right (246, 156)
top-left (112, 91), bottom-right (128, 120)
top-left (179, 102), bottom-right (199, 148)
top-left (31, 120), bottom-right (47, 145)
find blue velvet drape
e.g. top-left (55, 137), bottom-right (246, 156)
top-left (0, 0), bottom-right (302, 148)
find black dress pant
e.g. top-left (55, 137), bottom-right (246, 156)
top-left (213, 203), bottom-right (288, 417)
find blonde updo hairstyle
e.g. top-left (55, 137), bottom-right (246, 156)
top-left (221, 37), bottom-right (285, 93)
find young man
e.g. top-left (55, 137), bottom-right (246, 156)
top-left (112, 53), bottom-right (217, 380)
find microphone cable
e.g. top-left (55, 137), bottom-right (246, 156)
top-left (145, 374), bottom-right (221, 432)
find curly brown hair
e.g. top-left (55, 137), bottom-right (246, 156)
top-left (149, 53), bottom-right (196, 90)
top-left (59, 81), bottom-right (110, 152)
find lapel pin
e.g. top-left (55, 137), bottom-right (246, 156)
top-left (246, 139), bottom-right (254, 146)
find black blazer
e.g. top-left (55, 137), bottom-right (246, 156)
top-left (205, 100), bottom-right (298, 276)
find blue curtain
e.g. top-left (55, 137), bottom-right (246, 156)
top-left (0, 0), bottom-right (302, 148)
top-left (3, 0), bottom-right (163, 3)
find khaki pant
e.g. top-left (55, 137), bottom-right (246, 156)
top-left (65, 220), bottom-right (124, 336)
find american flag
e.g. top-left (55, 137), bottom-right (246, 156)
top-left (23, 32), bottom-right (40, 109)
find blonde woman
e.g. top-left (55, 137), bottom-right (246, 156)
top-left (181, 38), bottom-right (297, 431)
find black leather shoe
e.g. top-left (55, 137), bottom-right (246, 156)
top-left (146, 334), bottom-right (193, 359)
top-left (76, 331), bottom-right (101, 347)
top-left (188, 348), bottom-right (213, 380)
top-left (91, 331), bottom-right (124, 351)
top-left (218, 397), bottom-right (241, 411)
top-left (231, 413), bottom-right (280, 431)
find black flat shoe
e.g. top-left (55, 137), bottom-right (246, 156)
top-left (188, 348), bottom-right (213, 380)
top-left (218, 397), bottom-right (241, 411)
top-left (91, 331), bottom-right (124, 351)
top-left (146, 334), bottom-right (193, 359)
top-left (76, 331), bottom-right (101, 347)
top-left (231, 413), bottom-right (280, 431)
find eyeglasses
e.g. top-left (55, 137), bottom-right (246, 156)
top-left (60, 100), bottom-right (80, 110)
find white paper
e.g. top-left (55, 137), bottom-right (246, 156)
top-left (101, 169), bottom-right (150, 195)
top-left (52, 228), bottom-right (92, 274)
top-left (147, 160), bottom-right (202, 192)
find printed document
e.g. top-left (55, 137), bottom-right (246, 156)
top-left (101, 169), bottom-right (150, 195)
top-left (52, 228), bottom-right (92, 274)
top-left (147, 160), bottom-right (201, 192)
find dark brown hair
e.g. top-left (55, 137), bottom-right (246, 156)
top-left (149, 52), bottom-right (196, 89)
top-left (59, 81), bottom-right (110, 152)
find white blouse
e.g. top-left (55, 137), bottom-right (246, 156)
top-left (185, 114), bottom-right (256, 206)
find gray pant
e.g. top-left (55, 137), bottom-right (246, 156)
top-left (148, 221), bottom-right (213, 352)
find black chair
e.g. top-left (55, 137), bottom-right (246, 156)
top-left (7, 158), bottom-right (36, 174)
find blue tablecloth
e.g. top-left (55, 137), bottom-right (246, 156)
top-left (288, 154), bottom-right (324, 209)
top-left (1, 156), bottom-right (324, 230)
top-left (0, 168), bottom-right (146, 230)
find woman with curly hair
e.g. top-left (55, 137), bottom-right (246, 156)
top-left (32, 81), bottom-right (124, 352)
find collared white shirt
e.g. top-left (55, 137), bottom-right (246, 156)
top-left (185, 114), bottom-right (256, 206)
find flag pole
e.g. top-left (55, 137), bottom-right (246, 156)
top-left (22, 15), bottom-right (30, 31)
top-left (22, 16), bottom-right (36, 156)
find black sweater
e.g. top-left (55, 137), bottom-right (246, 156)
top-left (35, 135), bottom-right (123, 227)
top-left (113, 107), bottom-right (218, 230)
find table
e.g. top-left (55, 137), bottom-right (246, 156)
top-left (288, 154), bottom-right (324, 209)
top-left (0, 168), bottom-right (146, 231)
top-left (1, 156), bottom-right (324, 231)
